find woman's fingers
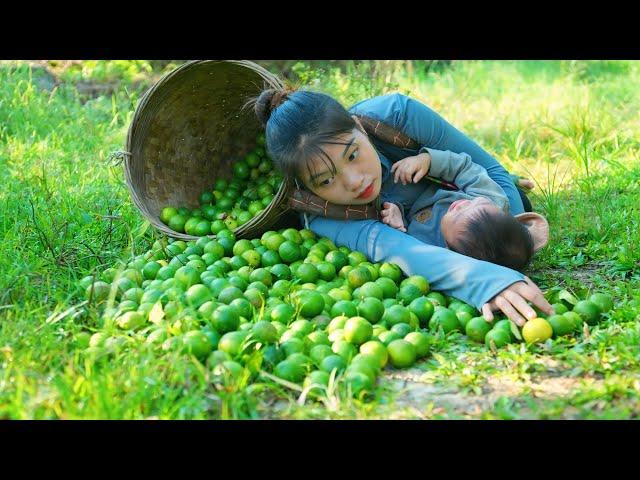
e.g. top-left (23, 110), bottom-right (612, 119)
top-left (519, 277), bottom-right (554, 316)
top-left (481, 304), bottom-right (494, 322)
top-left (413, 165), bottom-right (428, 183)
top-left (494, 295), bottom-right (527, 326)
top-left (501, 289), bottom-right (537, 321)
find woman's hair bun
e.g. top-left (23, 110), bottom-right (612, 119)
top-left (254, 88), bottom-right (295, 126)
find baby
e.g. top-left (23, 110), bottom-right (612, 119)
top-left (381, 148), bottom-right (549, 272)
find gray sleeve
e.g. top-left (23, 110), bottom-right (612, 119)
top-left (422, 147), bottom-right (509, 212)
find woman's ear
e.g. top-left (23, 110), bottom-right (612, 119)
top-left (514, 212), bottom-right (549, 252)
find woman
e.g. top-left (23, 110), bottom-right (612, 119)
top-left (253, 88), bottom-right (554, 325)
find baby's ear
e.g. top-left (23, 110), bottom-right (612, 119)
top-left (514, 212), bottom-right (549, 252)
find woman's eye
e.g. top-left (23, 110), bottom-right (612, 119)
top-left (319, 177), bottom-right (334, 187)
top-left (348, 149), bottom-right (359, 161)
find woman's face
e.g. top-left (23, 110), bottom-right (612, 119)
top-left (440, 197), bottom-right (502, 249)
top-left (298, 126), bottom-right (382, 205)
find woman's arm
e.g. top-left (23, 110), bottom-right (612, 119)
top-left (308, 215), bottom-right (551, 322)
top-left (350, 93), bottom-right (525, 215)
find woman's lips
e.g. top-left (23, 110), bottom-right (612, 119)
top-left (357, 182), bottom-right (375, 200)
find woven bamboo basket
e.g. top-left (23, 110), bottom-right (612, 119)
top-left (123, 60), bottom-right (300, 241)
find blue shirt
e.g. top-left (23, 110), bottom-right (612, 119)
top-left (304, 93), bottom-right (526, 310)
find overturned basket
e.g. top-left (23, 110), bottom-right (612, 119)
top-left (124, 60), bottom-right (302, 241)
top-left (124, 60), bottom-right (415, 242)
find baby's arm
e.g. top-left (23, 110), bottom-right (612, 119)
top-left (424, 147), bottom-right (509, 211)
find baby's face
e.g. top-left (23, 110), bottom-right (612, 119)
top-left (440, 197), bottom-right (502, 250)
top-left (298, 128), bottom-right (383, 205)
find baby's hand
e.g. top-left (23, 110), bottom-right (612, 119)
top-left (381, 202), bottom-right (407, 232)
top-left (390, 152), bottom-right (431, 185)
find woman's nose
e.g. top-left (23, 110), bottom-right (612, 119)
top-left (343, 170), bottom-right (364, 192)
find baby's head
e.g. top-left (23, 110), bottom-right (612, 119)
top-left (440, 197), bottom-right (549, 271)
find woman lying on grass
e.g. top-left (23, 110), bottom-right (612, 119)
top-left (252, 89), bottom-right (554, 325)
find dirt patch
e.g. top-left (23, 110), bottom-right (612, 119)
top-left (383, 368), bottom-right (604, 419)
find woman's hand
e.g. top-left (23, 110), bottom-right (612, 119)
top-left (390, 152), bottom-right (431, 185)
top-left (481, 276), bottom-right (554, 326)
top-left (381, 202), bottom-right (407, 232)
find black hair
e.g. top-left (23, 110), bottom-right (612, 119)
top-left (253, 89), bottom-right (357, 185)
top-left (449, 210), bottom-right (535, 272)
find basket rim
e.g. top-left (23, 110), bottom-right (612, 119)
top-left (123, 60), bottom-right (288, 242)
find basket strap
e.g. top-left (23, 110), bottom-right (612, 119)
top-left (287, 188), bottom-right (381, 221)
top-left (355, 114), bottom-right (420, 150)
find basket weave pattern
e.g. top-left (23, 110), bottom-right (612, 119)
top-left (124, 60), bottom-right (287, 241)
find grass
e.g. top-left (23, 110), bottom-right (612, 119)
top-left (1, 60), bottom-right (639, 419)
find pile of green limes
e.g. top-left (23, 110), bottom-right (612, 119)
top-left (78, 227), bottom-right (615, 400)
top-left (159, 133), bottom-right (284, 235)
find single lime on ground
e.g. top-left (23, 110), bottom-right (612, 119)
top-left (386, 339), bottom-right (417, 368)
top-left (522, 318), bottom-right (553, 344)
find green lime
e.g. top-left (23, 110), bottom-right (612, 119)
top-left (347, 251), bottom-right (368, 267)
top-left (343, 316), bottom-right (373, 345)
top-left (327, 315), bottom-right (348, 333)
top-left (378, 330), bottom-right (402, 346)
top-left (296, 263), bottom-right (320, 283)
top-left (279, 241), bottom-right (302, 263)
top-left (563, 311), bottom-right (584, 331)
top-left (331, 340), bottom-right (357, 362)
top-left (426, 292), bottom-right (447, 307)
top-left (184, 284), bottom-right (212, 308)
top-left (404, 331), bottom-right (430, 358)
top-left (309, 344), bottom-right (334, 367)
top-left (233, 161), bottom-right (250, 179)
top-left (375, 277), bottom-right (399, 299)
top-left (408, 297), bottom-right (435, 327)
top-left (344, 371), bottom-right (374, 398)
top-left (280, 337), bottom-right (305, 357)
top-left (456, 311), bottom-right (474, 331)
top-left (357, 297), bottom-right (385, 324)
top-left (386, 339), bottom-right (417, 368)
top-left (217, 286), bottom-right (244, 305)
top-left (400, 275), bottom-right (429, 295)
top-left (211, 305), bottom-right (240, 333)
top-left (304, 370), bottom-right (330, 392)
top-left (250, 320), bottom-right (278, 344)
top-left (485, 329), bottom-right (512, 349)
top-left (359, 340), bottom-right (388, 368)
top-left (167, 214), bottom-right (188, 233)
top-left (347, 266), bottom-right (373, 289)
top-left (381, 304), bottom-right (411, 327)
top-left (160, 207), bottom-right (178, 224)
top-left (325, 250), bottom-right (348, 271)
top-left (296, 290), bottom-right (325, 318)
top-left (589, 293), bottom-right (613, 314)
top-left (378, 262), bottom-right (402, 283)
top-left (551, 303), bottom-right (569, 315)
top-left (274, 360), bottom-right (305, 383)
top-left (465, 316), bottom-right (493, 343)
top-left (573, 300), bottom-right (602, 326)
top-left (182, 330), bottom-right (214, 359)
top-left (547, 314), bottom-right (574, 337)
top-left (390, 323), bottom-right (412, 338)
top-left (330, 300), bottom-right (358, 318)
top-left (320, 354), bottom-right (347, 374)
top-left (355, 282), bottom-right (384, 301)
top-left (428, 308), bottom-right (461, 334)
